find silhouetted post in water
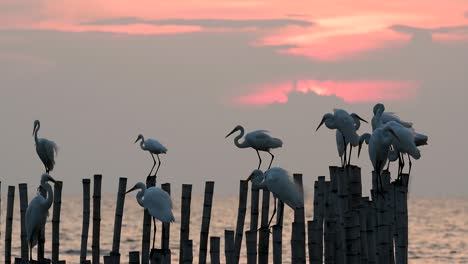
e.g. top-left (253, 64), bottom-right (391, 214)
top-left (105, 177), bottom-right (127, 264)
top-left (330, 166), bottom-right (346, 264)
top-left (344, 167), bottom-right (361, 264)
top-left (224, 230), bottom-right (234, 264)
top-left (142, 175), bottom-right (156, 264)
top-left (210, 237), bottom-right (220, 264)
top-left (52, 181), bottom-right (64, 263)
top-left (367, 194), bottom-right (377, 264)
top-left (258, 189), bottom-right (270, 264)
top-left (92, 174), bottom-right (102, 264)
top-left (37, 184), bottom-right (47, 261)
top-left (80, 179), bottom-right (91, 264)
top-left (179, 184), bottom-right (192, 264)
top-left (247, 184), bottom-right (260, 264)
top-left (182, 240), bottom-right (193, 264)
top-left (233, 180), bottom-right (248, 264)
top-left (129, 252), bottom-right (140, 264)
top-left (291, 173), bottom-right (305, 264)
top-left (312, 176), bottom-right (326, 264)
top-left (359, 197), bottom-right (369, 264)
top-left (344, 210), bottom-right (360, 264)
top-left (308, 220), bottom-right (322, 264)
top-left (5, 186), bottom-right (15, 264)
top-left (373, 171), bottom-right (391, 264)
top-left (348, 166), bottom-right (362, 208)
top-left (161, 183), bottom-right (172, 264)
top-left (323, 181), bottom-right (336, 264)
top-left (198, 181), bottom-right (214, 264)
top-left (245, 230), bottom-right (257, 264)
top-left (18, 183), bottom-right (29, 261)
top-left (272, 225), bottom-right (282, 264)
top-left (395, 174), bottom-right (409, 264)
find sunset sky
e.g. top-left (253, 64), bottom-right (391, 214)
top-left (1, 1), bottom-right (467, 196)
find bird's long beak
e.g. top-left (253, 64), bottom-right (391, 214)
top-left (225, 128), bottom-right (237, 138)
top-left (134, 138), bottom-right (139, 143)
top-left (246, 172), bottom-right (254, 181)
top-left (389, 128), bottom-right (400, 143)
top-left (47, 175), bottom-right (57, 183)
top-left (125, 186), bottom-right (137, 194)
top-left (316, 117), bottom-right (326, 131)
top-left (354, 114), bottom-right (368, 123)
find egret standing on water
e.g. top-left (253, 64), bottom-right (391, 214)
top-left (226, 125), bottom-right (283, 170)
top-left (246, 167), bottom-right (303, 229)
top-left (126, 182), bottom-right (175, 249)
top-left (26, 173), bottom-right (56, 261)
top-left (33, 120), bottom-right (58, 174)
top-left (135, 134), bottom-right (167, 178)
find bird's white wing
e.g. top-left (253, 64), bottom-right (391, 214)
top-left (145, 138), bottom-right (168, 154)
top-left (247, 130), bottom-right (282, 149)
top-left (144, 187), bottom-right (175, 223)
top-left (382, 112), bottom-right (413, 128)
top-left (36, 138), bottom-right (57, 170)
top-left (334, 110), bottom-right (359, 145)
top-left (265, 168), bottom-right (303, 210)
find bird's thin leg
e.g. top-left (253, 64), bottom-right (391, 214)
top-left (256, 150), bottom-right (262, 170)
top-left (342, 136), bottom-right (347, 167)
top-left (46, 167), bottom-right (49, 174)
top-left (267, 151), bottom-right (274, 169)
top-left (267, 197), bottom-right (277, 228)
top-left (408, 154), bottom-right (413, 176)
top-left (348, 145), bottom-right (353, 166)
top-left (154, 154), bottom-right (162, 178)
top-left (152, 217), bottom-right (157, 250)
top-left (400, 153), bottom-right (405, 180)
top-left (149, 154), bottom-right (157, 177)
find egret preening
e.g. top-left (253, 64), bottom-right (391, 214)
top-left (126, 182), bottom-right (175, 249)
top-left (135, 134), bottom-right (167, 178)
top-left (371, 103), bottom-right (413, 131)
top-left (33, 120), bottom-right (58, 174)
top-left (317, 109), bottom-right (367, 167)
top-left (246, 167), bottom-right (303, 229)
top-left (336, 113), bottom-right (368, 166)
top-left (26, 173), bottom-right (56, 261)
top-left (226, 125), bottom-right (283, 170)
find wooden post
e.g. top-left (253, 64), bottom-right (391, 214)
top-left (210, 237), bottom-right (220, 264)
top-left (92, 174), bottom-right (102, 264)
top-left (347, 166), bottom-right (362, 209)
top-left (308, 220), bottom-right (322, 264)
top-left (129, 251), bottom-right (140, 264)
top-left (313, 176), bottom-right (326, 264)
top-left (18, 183), bottom-right (29, 261)
top-left (359, 198), bottom-right (369, 264)
top-left (80, 179), bottom-right (91, 264)
top-left (245, 230), bottom-right (257, 264)
top-left (373, 170), bottom-right (391, 264)
top-left (344, 210), bottom-right (361, 264)
top-left (272, 225), bottom-right (282, 264)
top-left (366, 198), bottom-right (377, 264)
top-left (324, 219), bottom-right (336, 264)
top-left (108, 177), bottom-right (127, 264)
top-left (329, 167), bottom-right (346, 264)
top-left (5, 186), bottom-right (15, 264)
top-left (257, 190), bottom-right (270, 264)
top-left (182, 240), bottom-right (193, 264)
top-left (248, 184), bottom-right (260, 264)
top-left (142, 175), bottom-right (156, 264)
top-left (395, 174), bottom-right (409, 264)
top-left (233, 180), bottom-right (248, 264)
top-left (224, 230), bottom-right (235, 264)
top-left (198, 181), bottom-right (214, 264)
top-left (161, 183), bottom-right (172, 264)
top-left (179, 184), bottom-right (192, 264)
top-left (52, 181), bottom-right (63, 263)
top-left (291, 173), bottom-right (306, 264)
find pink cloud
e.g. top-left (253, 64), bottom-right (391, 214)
top-left (234, 79), bottom-right (420, 107)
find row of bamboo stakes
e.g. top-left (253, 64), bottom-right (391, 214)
top-left (0, 165), bottom-right (408, 264)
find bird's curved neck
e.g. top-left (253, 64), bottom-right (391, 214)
top-left (136, 187), bottom-right (146, 208)
top-left (34, 124), bottom-right (40, 144)
top-left (139, 137), bottom-right (146, 150)
top-left (42, 182), bottom-right (54, 209)
top-left (234, 127), bottom-right (249, 148)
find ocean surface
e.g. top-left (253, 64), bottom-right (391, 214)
top-left (1, 195), bottom-right (466, 263)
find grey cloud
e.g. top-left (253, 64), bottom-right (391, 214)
top-left (82, 17), bottom-right (313, 29)
top-left (390, 24), bottom-right (468, 35)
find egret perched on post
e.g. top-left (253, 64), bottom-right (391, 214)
top-left (26, 173), bottom-right (56, 261)
top-left (316, 109), bottom-right (367, 167)
top-left (126, 182), bottom-right (175, 249)
top-left (371, 103), bottom-right (412, 131)
top-left (336, 113), bottom-right (368, 166)
top-left (246, 167), bottom-right (303, 229)
top-left (225, 125), bottom-right (283, 170)
top-left (135, 134), bottom-right (167, 178)
top-left (33, 120), bottom-right (58, 174)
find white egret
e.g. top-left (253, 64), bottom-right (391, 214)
top-left (371, 103), bottom-right (412, 131)
top-left (33, 120), bottom-right (58, 174)
top-left (26, 173), bottom-right (56, 261)
top-left (246, 167), bottom-right (303, 228)
top-left (317, 109), bottom-right (367, 167)
top-left (226, 125), bottom-right (283, 170)
top-left (135, 134), bottom-right (168, 178)
top-left (126, 182), bottom-right (175, 249)
top-left (336, 113), bottom-right (368, 166)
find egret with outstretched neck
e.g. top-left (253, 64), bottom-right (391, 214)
top-left (33, 120), bottom-right (58, 174)
top-left (126, 182), bottom-right (175, 249)
top-left (226, 125), bottom-right (283, 170)
top-left (26, 173), bottom-right (56, 261)
top-left (135, 134), bottom-right (167, 178)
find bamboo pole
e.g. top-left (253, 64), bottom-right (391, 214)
top-left (52, 181), bottom-right (63, 263)
top-left (5, 186), bottom-right (15, 264)
top-left (129, 251), bottom-right (140, 264)
top-left (359, 197), bottom-right (369, 264)
top-left (292, 173), bottom-right (306, 264)
top-left (109, 177), bottom-right (127, 263)
top-left (329, 167), bottom-right (346, 264)
top-left (248, 184), bottom-right (260, 264)
top-left (224, 230), bottom-right (235, 264)
top-left (272, 225), bottom-right (282, 264)
top-left (367, 197), bottom-right (377, 264)
top-left (38, 184), bottom-right (47, 261)
top-left (18, 183), bottom-right (28, 260)
top-left (210, 237), bottom-right (220, 264)
top-left (347, 166), bottom-right (362, 209)
top-left (308, 220), bottom-right (322, 264)
top-left (142, 175), bottom-right (156, 264)
top-left (161, 183), bottom-right (172, 264)
top-left (179, 184), bottom-right (192, 264)
top-left (344, 210), bottom-right (360, 264)
top-left (182, 240), bottom-right (193, 264)
top-left (324, 219), bottom-right (336, 264)
top-left (198, 181), bottom-right (214, 264)
top-left (233, 180), bottom-right (248, 264)
top-left (245, 230), bottom-right (257, 264)
top-left (80, 179), bottom-right (91, 264)
top-left (395, 174), bottom-right (409, 264)
top-left (92, 174), bottom-right (102, 264)
top-left (313, 176), bottom-right (326, 264)
top-left (257, 190), bottom-right (270, 264)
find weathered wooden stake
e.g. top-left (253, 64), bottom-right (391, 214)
top-left (367, 197), bottom-right (377, 264)
top-left (359, 197), bottom-right (369, 264)
top-left (18, 183), bottom-right (29, 260)
top-left (52, 181), bottom-right (64, 263)
top-left (291, 173), bottom-right (306, 264)
top-left (308, 220), bottom-right (322, 264)
top-left (210, 237), bottom-right (220, 264)
top-left (344, 210), bottom-right (361, 264)
top-left (245, 230), bottom-right (257, 264)
top-left (5, 186), bottom-right (15, 264)
top-left (129, 251), bottom-right (140, 264)
top-left (92, 174), bottom-right (102, 264)
top-left (330, 167), bottom-right (346, 264)
top-left (179, 184), bottom-right (192, 264)
top-left (395, 174), bottom-right (409, 264)
top-left (108, 177), bottom-right (127, 263)
top-left (142, 176), bottom-right (156, 264)
top-left (182, 240), bottom-right (193, 264)
top-left (224, 230), bottom-right (235, 264)
top-left (233, 180), bottom-right (248, 264)
top-left (198, 181), bottom-right (214, 264)
top-left (312, 176), bottom-right (326, 264)
top-left (161, 183), bottom-right (172, 264)
top-left (272, 225), bottom-right (282, 264)
top-left (80, 179), bottom-right (91, 264)
top-left (257, 189), bottom-right (270, 264)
